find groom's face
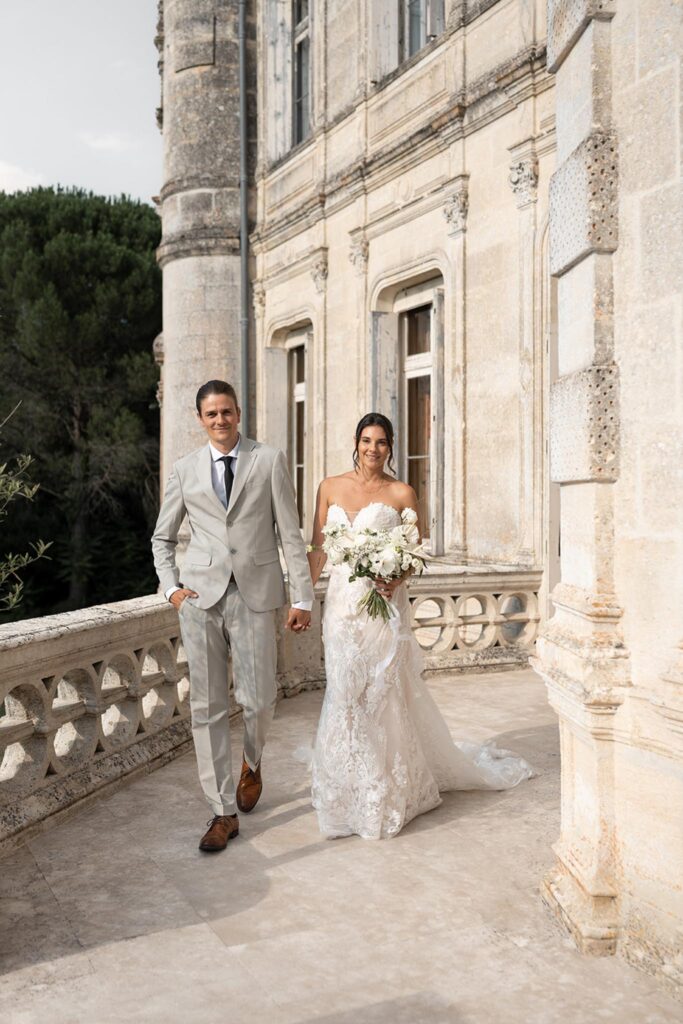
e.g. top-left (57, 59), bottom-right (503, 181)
top-left (197, 393), bottom-right (241, 452)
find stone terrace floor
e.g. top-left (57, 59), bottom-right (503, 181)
top-left (1, 669), bottom-right (680, 1024)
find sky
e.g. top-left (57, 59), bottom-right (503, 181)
top-left (0, 0), bottom-right (162, 204)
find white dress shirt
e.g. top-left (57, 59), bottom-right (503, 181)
top-left (166, 436), bottom-right (312, 612)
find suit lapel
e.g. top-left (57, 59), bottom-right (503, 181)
top-left (228, 436), bottom-right (257, 514)
top-left (197, 444), bottom-right (229, 516)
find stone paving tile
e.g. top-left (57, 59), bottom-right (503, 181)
top-left (0, 670), bottom-right (680, 1024)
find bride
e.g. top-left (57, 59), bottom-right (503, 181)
top-left (306, 412), bottom-right (534, 840)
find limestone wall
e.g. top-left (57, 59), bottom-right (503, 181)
top-left (254, 0), bottom-right (554, 588)
top-left (610, 0), bottom-right (683, 982)
top-left (534, 0), bottom-right (683, 994)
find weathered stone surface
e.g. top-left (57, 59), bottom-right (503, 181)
top-left (550, 133), bottom-right (619, 276)
top-left (1, 675), bottom-right (681, 1021)
top-left (547, 0), bottom-right (617, 72)
top-left (550, 364), bottom-right (619, 483)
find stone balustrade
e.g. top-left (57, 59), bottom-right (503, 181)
top-left (408, 566), bottom-right (542, 672)
top-left (0, 596), bottom-right (194, 851)
top-left (0, 566), bottom-right (540, 851)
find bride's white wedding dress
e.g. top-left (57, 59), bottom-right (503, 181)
top-left (311, 502), bottom-right (534, 840)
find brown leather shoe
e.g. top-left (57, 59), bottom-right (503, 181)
top-left (236, 757), bottom-right (262, 813)
top-left (198, 814), bottom-right (239, 852)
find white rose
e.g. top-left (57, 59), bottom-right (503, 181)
top-left (401, 508), bottom-right (418, 525)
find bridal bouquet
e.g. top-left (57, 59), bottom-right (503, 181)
top-left (318, 508), bottom-right (426, 622)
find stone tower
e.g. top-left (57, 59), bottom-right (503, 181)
top-left (155, 0), bottom-right (251, 481)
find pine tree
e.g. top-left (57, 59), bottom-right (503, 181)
top-left (0, 187), bottom-right (162, 618)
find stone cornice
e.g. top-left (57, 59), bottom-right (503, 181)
top-left (156, 231), bottom-right (240, 268)
top-left (254, 43), bottom-right (551, 252)
top-left (160, 176), bottom-right (239, 203)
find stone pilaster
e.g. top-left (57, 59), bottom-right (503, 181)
top-left (443, 175), bottom-right (468, 559)
top-left (532, 0), bottom-right (629, 956)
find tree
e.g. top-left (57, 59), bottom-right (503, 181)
top-left (0, 187), bottom-right (161, 619)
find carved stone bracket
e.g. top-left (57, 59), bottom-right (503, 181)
top-left (509, 158), bottom-right (539, 208)
top-left (443, 177), bottom-right (469, 236)
top-left (549, 132), bottom-right (618, 277)
top-left (348, 235), bottom-right (369, 275)
top-left (550, 363), bottom-right (620, 483)
top-left (252, 282), bottom-right (266, 316)
top-left (311, 251), bottom-right (329, 293)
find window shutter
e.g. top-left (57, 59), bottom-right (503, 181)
top-left (370, 0), bottom-right (400, 81)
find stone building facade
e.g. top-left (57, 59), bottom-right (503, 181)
top-left (155, 0), bottom-right (682, 992)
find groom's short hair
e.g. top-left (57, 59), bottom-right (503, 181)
top-left (196, 380), bottom-right (239, 413)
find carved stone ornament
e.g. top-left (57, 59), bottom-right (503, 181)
top-left (349, 236), bottom-right (369, 274)
top-left (311, 253), bottom-right (329, 293)
top-left (509, 159), bottom-right (539, 208)
top-left (443, 185), bottom-right (469, 235)
top-left (253, 282), bottom-right (266, 314)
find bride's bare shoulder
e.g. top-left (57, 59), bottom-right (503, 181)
top-left (317, 473), bottom-right (355, 502)
top-left (387, 479), bottom-right (418, 508)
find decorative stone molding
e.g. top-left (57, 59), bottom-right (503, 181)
top-left (310, 251), bottom-right (329, 293)
top-left (549, 133), bottom-right (618, 277)
top-left (156, 232), bottom-right (240, 268)
top-left (550, 364), bottom-right (619, 483)
top-left (348, 235), bottom-right (369, 274)
top-left (548, 0), bottom-right (617, 73)
top-left (443, 179), bottom-right (469, 236)
top-left (509, 158), bottom-right (539, 208)
top-left (252, 282), bottom-right (266, 315)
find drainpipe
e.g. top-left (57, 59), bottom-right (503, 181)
top-left (238, 0), bottom-right (249, 436)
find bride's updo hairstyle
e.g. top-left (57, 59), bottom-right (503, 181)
top-left (353, 412), bottom-right (396, 475)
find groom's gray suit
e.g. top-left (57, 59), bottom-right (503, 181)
top-left (152, 436), bottom-right (313, 816)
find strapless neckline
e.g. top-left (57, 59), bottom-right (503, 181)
top-left (328, 502), bottom-right (402, 527)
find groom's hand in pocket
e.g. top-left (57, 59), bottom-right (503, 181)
top-left (170, 588), bottom-right (198, 610)
top-left (286, 608), bottom-right (311, 633)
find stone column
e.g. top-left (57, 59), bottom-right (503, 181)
top-left (532, 0), bottom-right (629, 955)
top-left (156, 0), bottom-right (244, 483)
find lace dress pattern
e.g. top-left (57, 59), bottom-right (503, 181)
top-left (311, 503), bottom-right (534, 840)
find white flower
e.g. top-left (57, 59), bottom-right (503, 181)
top-left (374, 545), bottom-right (400, 577)
top-left (401, 508), bottom-right (418, 525)
top-left (403, 524), bottom-right (419, 545)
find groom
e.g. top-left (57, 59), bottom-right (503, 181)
top-left (152, 380), bottom-right (313, 852)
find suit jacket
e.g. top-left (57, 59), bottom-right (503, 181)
top-left (151, 437), bottom-right (314, 612)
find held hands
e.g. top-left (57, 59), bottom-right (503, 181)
top-left (372, 575), bottom-right (406, 600)
top-left (170, 588), bottom-right (198, 610)
top-left (286, 608), bottom-right (312, 632)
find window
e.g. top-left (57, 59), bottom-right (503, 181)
top-left (401, 305), bottom-right (433, 538)
top-left (397, 0), bottom-right (445, 62)
top-left (289, 343), bottom-right (306, 526)
top-left (293, 1), bottom-right (310, 145)
top-left (403, 0), bottom-right (426, 58)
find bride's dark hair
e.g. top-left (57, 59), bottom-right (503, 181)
top-left (353, 412), bottom-right (396, 475)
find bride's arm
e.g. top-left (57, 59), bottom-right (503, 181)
top-left (307, 482), bottom-right (329, 587)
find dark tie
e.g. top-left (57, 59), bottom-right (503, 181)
top-left (219, 456), bottom-right (234, 509)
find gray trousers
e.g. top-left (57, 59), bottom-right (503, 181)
top-left (178, 580), bottom-right (277, 816)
